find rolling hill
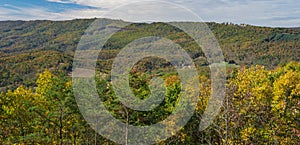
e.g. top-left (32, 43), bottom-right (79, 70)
top-left (1, 19), bottom-right (300, 90)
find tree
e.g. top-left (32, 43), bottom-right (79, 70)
top-left (271, 62), bottom-right (300, 144)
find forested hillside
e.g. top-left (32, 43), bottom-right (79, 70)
top-left (1, 62), bottom-right (299, 144)
top-left (0, 19), bottom-right (300, 144)
top-left (1, 19), bottom-right (300, 90)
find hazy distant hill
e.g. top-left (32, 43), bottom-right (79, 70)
top-left (0, 19), bottom-right (300, 90)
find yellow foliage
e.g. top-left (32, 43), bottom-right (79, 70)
top-left (165, 75), bottom-right (180, 86)
top-left (272, 70), bottom-right (300, 113)
top-left (179, 132), bottom-right (187, 142)
top-left (196, 75), bottom-right (211, 112)
top-left (241, 126), bottom-right (256, 141)
top-left (36, 70), bottom-right (55, 96)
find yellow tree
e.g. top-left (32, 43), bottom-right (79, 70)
top-left (1, 86), bottom-right (46, 144)
top-left (272, 62), bottom-right (300, 144)
top-left (35, 70), bottom-right (85, 144)
top-left (228, 65), bottom-right (275, 144)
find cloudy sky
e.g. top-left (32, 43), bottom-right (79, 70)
top-left (0, 0), bottom-right (299, 27)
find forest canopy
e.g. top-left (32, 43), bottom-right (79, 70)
top-left (0, 19), bottom-right (299, 144)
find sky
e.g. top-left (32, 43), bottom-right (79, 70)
top-left (0, 0), bottom-right (299, 27)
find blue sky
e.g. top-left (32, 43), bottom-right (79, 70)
top-left (0, 0), bottom-right (299, 27)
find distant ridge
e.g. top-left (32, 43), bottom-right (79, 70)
top-left (0, 18), bottom-right (299, 90)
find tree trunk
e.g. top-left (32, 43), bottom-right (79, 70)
top-left (124, 106), bottom-right (129, 145)
top-left (95, 123), bottom-right (97, 145)
top-left (73, 131), bottom-right (76, 145)
top-left (59, 108), bottom-right (63, 145)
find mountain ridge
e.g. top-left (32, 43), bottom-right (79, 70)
top-left (0, 18), bottom-right (300, 90)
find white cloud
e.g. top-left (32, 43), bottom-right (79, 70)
top-left (8, 1), bottom-right (202, 22)
top-left (0, 5), bottom-right (61, 20)
top-left (47, 0), bottom-right (142, 8)
top-left (47, 0), bottom-right (73, 4)
top-left (1, 0), bottom-right (300, 27)
top-left (174, 0), bottom-right (300, 27)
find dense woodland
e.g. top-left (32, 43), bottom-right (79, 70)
top-left (0, 19), bottom-right (299, 144)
